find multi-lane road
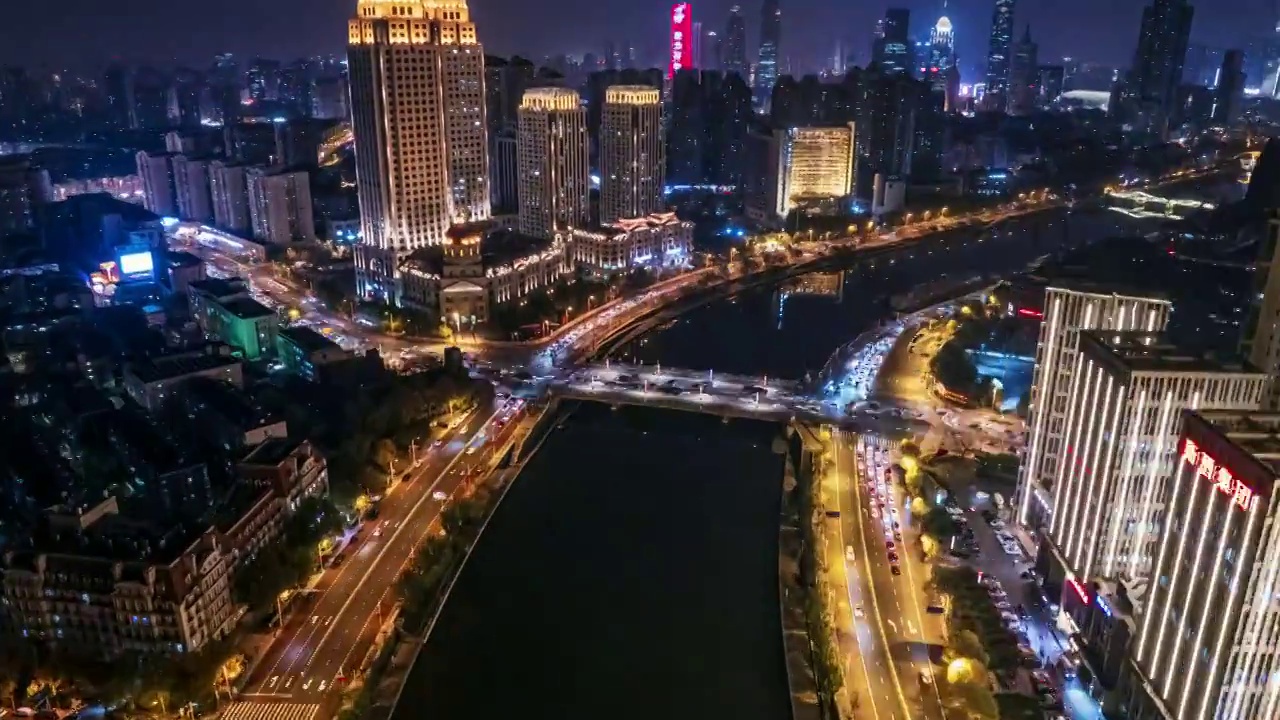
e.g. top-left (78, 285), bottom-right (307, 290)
top-left (832, 430), bottom-right (950, 720)
top-left (236, 397), bottom-right (529, 710)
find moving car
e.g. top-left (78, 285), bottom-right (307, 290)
top-left (432, 490), bottom-right (448, 501)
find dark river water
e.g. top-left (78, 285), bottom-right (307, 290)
top-left (393, 404), bottom-right (791, 720)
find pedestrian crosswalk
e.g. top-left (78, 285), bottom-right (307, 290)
top-left (221, 701), bottom-right (322, 720)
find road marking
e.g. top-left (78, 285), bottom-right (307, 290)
top-left (844, 431), bottom-right (914, 719)
top-left (832, 441), bottom-right (883, 720)
top-left (221, 701), bottom-right (320, 720)
top-left (302, 405), bottom-right (507, 669)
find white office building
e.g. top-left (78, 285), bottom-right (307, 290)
top-left (209, 160), bottom-right (251, 234)
top-left (1016, 284), bottom-right (1173, 528)
top-left (247, 167), bottom-right (315, 246)
top-left (1044, 331), bottom-right (1266, 587)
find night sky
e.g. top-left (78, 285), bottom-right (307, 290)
top-left (4, 0), bottom-right (1275, 80)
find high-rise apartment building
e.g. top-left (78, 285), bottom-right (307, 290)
top-left (136, 151), bottom-right (177, 217)
top-left (1243, 215), bottom-right (1280, 409)
top-left (773, 125), bottom-right (855, 218)
top-left (1122, 410), bottom-right (1280, 720)
top-left (172, 155), bottom-right (213, 223)
top-left (0, 158), bottom-right (51, 238)
top-left (723, 6), bottom-right (748, 80)
top-left (517, 88), bottom-right (589, 238)
top-left (854, 68), bottom-right (922, 199)
top-left (600, 86), bottom-right (665, 225)
top-left (209, 160), bottom-right (252, 234)
top-left (1123, 0), bottom-right (1194, 135)
top-left (247, 167), bottom-right (315, 246)
top-left (348, 0), bottom-right (491, 305)
top-left (983, 0), bottom-right (1016, 111)
top-left (1016, 284), bottom-right (1173, 528)
top-left (1212, 49), bottom-right (1246, 125)
top-left (754, 0), bottom-right (782, 109)
top-left (1043, 331), bottom-right (1266, 587)
top-left (871, 8), bottom-right (912, 76)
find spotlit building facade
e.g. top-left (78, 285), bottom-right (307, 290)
top-left (517, 88), bottom-right (589, 239)
top-left (774, 124), bottom-right (855, 218)
top-left (1039, 331), bottom-right (1266, 592)
top-left (567, 212), bottom-right (693, 272)
top-left (1121, 410), bottom-right (1280, 720)
top-left (599, 86), bottom-right (665, 225)
top-left (348, 0), bottom-right (490, 305)
top-left (1016, 284), bottom-right (1173, 529)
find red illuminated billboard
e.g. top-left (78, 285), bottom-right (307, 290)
top-left (670, 3), bottom-right (691, 77)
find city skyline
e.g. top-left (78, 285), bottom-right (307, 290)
top-left (6, 0), bottom-right (1279, 81)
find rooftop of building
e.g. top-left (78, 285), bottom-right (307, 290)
top-left (1190, 410), bottom-right (1280, 479)
top-left (405, 227), bottom-right (558, 274)
top-left (279, 325), bottom-right (343, 353)
top-left (4, 499), bottom-right (208, 572)
top-left (1079, 330), bottom-right (1259, 375)
top-left (240, 436), bottom-right (307, 467)
top-left (188, 276), bottom-right (248, 298)
top-left (127, 351), bottom-right (242, 385)
top-left (183, 376), bottom-right (279, 429)
top-left (108, 404), bottom-right (197, 474)
top-left (218, 296), bottom-right (275, 320)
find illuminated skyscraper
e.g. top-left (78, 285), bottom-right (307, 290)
top-left (517, 88), bottom-right (589, 239)
top-left (754, 0), bottom-right (782, 109)
top-left (1015, 284), bottom-right (1172, 529)
top-left (1123, 410), bottom-right (1280, 720)
top-left (982, 0), bottom-right (1016, 111)
top-left (871, 8), bottom-right (912, 76)
top-left (922, 15), bottom-right (957, 102)
top-left (1008, 24), bottom-right (1039, 115)
top-left (723, 6), bottom-right (748, 79)
top-left (600, 86), bottom-right (665, 224)
top-left (348, 0), bottom-right (490, 305)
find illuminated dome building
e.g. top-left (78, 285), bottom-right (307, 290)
top-left (922, 13), bottom-right (959, 109)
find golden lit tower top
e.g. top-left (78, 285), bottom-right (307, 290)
top-left (349, 0), bottom-right (478, 46)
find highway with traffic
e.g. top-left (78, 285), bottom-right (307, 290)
top-left (236, 396), bottom-right (530, 709)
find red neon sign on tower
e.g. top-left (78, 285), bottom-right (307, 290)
top-left (1181, 438), bottom-right (1258, 512)
top-left (670, 3), bottom-right (692, 78)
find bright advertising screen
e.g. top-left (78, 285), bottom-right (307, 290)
top-left (670, 3), bottom-right (691, 78)
top-left (118, 251), bottom-right (154, 277)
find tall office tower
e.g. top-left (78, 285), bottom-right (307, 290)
top-left (1037, 64), bottom-right (1065, 107)
top-left (489, 130), bottom-right (518, 215)
top-left (723, 6), bottom-right (748, 79)
top-left (871, 8), bottom-right (912, 76)
top-left (667, 70), bottom-right (706, 185)
top-left (704, 71), bottom-right (753, 187)
top-left (209, 160), bottom-right (251, 233)
top-left (1182, 42), bottom-right (1223, 87)
top-left (485, 55), bottom-right (537, 135)
top-left (135, 151), bottom-right (177, 217)
top-left (703, 29), bottom-right (722, 71)
top-left (854, 69), bottom-right (921, 198)
top-left (246, 58), bottom-right (281, 102)
top-left (131, 67), bottom-right (172, 129)
top-left (1015, 284), bottom-right (1173, 529)
top-left (1044, 331), bottom-right (1265, 589)
top-left (1126, 0), bottom-right (1194, 136)
top-left (104, 64), bottom-right (134, 130)
top-left (1124, 410), bottom-right (1280, 720)
top-left (754, 0), bottom-right (782, 109)
top-left (516, 88), bottom-right (589, 238)
top-left (311, 76), bottom-right (350, 120)
top-left (172, 155), bottom-right (213, 223)
top-left (1212, 49), bottom-right (1246, 125)
top-left (278, 61), bottom-right (316, 118)
top-left (771, 125), bottom-right (855, 219)
top-left (600, 86), bottom-right (664, 224)
top-left (1008, 25), bottom-right (1039, 115)
top-left (247, 167), bottom-right (316, 245)
top-left (168, 68), bottom-right (205, 128)
top-left (1243, 215), bottom-right (1280, 409)
top-left (348, 0), bottom-right (491, 304)
top-left (922, 15), bottom-right (957, 103)
top-left (912, 88), bottom-right (946, 182)
top-left (982, 0), bottom-right (1016, 111)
